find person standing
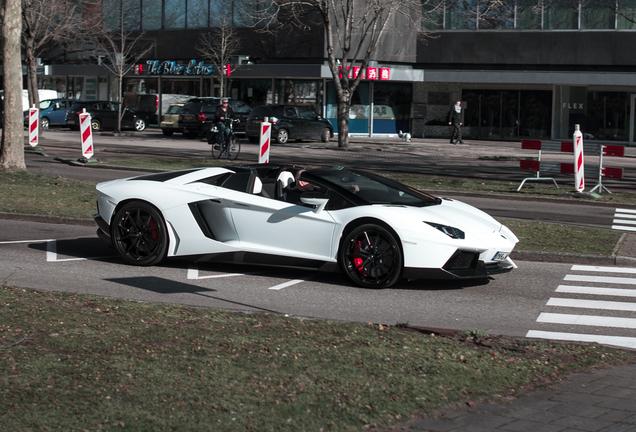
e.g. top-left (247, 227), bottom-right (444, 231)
top-left (448, 100), bottom-right (463, 144)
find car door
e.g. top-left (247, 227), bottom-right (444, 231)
top-left (226, 183), bottom-right (337, 261)
top-left (95, 102), bottom-right (117, 129)
top-left (49, 100), bottom-right (69, 125)
top-left (282, 106), bottom-right (304, 139)
top-left (297, 106), bottom-right (323, 138)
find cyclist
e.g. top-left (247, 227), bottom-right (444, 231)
top-left (214, 98), bottom-right (239, 145)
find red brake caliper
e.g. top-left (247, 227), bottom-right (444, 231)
top-left (353, 241), bottom-right (364, 274)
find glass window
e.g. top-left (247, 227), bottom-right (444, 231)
top-left (210, 0), bottom-right (229, 26)
top-left (165, 0), bottom-right (186, 28)
top-left (545, 0), bottom-right (579, 29)
top-left (516, 0), bottom-right (543, 29)
top-left (274, 79), bottom-right (323, 114)
top-left (373, 82), bottom-right (412, 134)
top-left (142, 0), bottom-right (162, 29)
top-left (586, 92), bottom-right (630, 141)
top-left (188, 0), bottom-right (209, 28)
top-left (445, 0), bottom-right (478, 29)
top-left (233, 0), bottom-right (276, 28)
top-left (581, 0), bottom-right (615, 29)
top-left (478, 0), bottom-right (515, 29)
top-left (617, 0), bottom-right (636, 28)
top-left (422, 2), bottom-right (444, 30)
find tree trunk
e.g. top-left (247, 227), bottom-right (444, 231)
top-left (1, 0), bottom-right (26, 171)
top-left (337, 97), bottom-right (351, 148)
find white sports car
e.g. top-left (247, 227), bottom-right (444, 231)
top-left (94, 164), bottom-right (518, 288)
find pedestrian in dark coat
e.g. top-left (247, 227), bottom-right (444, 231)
top-left (448, 100), bottom-right (463, 144)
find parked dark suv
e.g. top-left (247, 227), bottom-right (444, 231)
top-left (245, 105), bottom-right (333, 144)
top-left (179, 97), bottom-right (251, 139)
top-left (65, 101), bottom-right (148, 132)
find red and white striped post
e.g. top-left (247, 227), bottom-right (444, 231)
top-left (258, 117), bottom-right (271, 164)
top-left (573, 124), bottom-right (585, 192)
top-left (79, 108), bottom-right (95, 162)
top-left (28, 106), bottom-right (39, 148)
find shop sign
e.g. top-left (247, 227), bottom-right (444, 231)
top-left (339, 66), bottom-right (391, 80)
top-left (563, 102), bottom-right (584, 110)
top-left (145, 59), bottom-right (214, 75)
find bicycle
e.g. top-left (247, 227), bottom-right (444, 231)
top-left (208, 118), bottom-right (241, 160)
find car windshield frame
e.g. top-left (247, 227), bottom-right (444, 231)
top-left (306, 168), bottom-right (441, 207)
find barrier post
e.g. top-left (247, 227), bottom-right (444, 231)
top-left (259, 117), bottom-right (271, 164)
top-left (78, 108), bottom-right (98, 163)
top-left (28, 105), bottom-right (41, 150)
top-left (573, 124), bottom-right (585, 191)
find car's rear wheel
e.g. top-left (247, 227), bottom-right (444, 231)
top-left (135, 118), bottom-right (147, 132)
top-left (41, 117), bottom-right (50, 130)
top-left (112, 201), bottom-right (168, 266)
top-left (276, 128), bottom-right (289, 144)
top-left (321, 128), bottom-right (330, 143)
top-left (162, 129), bottom-right (174, 136)
top-left (91, 119), bottom-right (101, 131)
top-left (339, 224), bottom-right (403, 289)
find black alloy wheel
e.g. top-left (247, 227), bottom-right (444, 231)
top-left (339, 224), bottom-right (403, 288)
top-left (112, 201), bottom-right (168, 266)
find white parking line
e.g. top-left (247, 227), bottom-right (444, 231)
top-left (0, 239), bottom-right (54, 244)
top-left (186, 267), bottom-right (249, 280)
top-left (556, 285), bottom-right (636, 297)
top-left (526, 330), bottom-right (636, 350)
top-left (547, 297), bottom-right (636, 312)
top-left (268, 279), bottom-right (311, 290)
top-left (537, 313), bottom-right (636, 329)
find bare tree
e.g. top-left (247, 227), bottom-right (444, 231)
top-left (21, 0), bottom-right (84, 115)
top-left (196, 13), bottom-right (242, 98)
top-left (83, 0), bottom-right (153, 133)
top-left (1, 0), bottom-right (25, 171)
top-left (269, 0), bottom-right (439, 148)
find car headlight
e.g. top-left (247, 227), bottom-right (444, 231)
top-left (425, 222), bottom-right (465, 239)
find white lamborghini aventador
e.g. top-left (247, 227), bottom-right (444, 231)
top-left (94, 164), bottom-right (518, 288)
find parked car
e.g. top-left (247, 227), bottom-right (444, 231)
top-left (65, 101), bottom-right (148, 132)
top-left (179, 97), bottom-right (251, 139)
top-left (23, 98), bottom-right (77, 130)
top-left (245, 105), bottom-right (333, 144)
top-left (93, 164), bottom-right (518, 288)
top-left (134, 93), bottom-right (195, 124)
top-left (160, 103), bottom-right (185, 136)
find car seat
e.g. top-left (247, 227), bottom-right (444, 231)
top-left (275, 171), bottom-right (295, 200)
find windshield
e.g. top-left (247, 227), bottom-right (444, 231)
top-left (309, 168), bottom-right (440, 207)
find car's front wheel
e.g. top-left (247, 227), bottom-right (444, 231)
top-left (276, 128), bottom-right (289, 144)
top-left (111, 201), bottom-right (168, 266)
top-left (135, 118), bottom-right (147, 132)
top-left (41, 117), bottom-right (50, 130)
top-left (339, 223), bottom-right (403, 289)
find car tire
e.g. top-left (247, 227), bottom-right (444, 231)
top-left (91, 119), bottom-right (101, 131)
top-left (276, 128), bottom-right (289, 144)
top-left (162, 129), bottom-right (174, 137)
top-left (135, 118), bottom-right (147, 132)
top-left (321, 128), bottom-right (331, 143)
top-left (339, 223), bottom-right (403, 289)
top-left (41, 117), bottom-right (50, 131)
top-left (111, 201), bottom-right (168, 266)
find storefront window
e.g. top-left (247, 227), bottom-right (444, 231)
top-left (326, 82), bottom-right (370, 134)
top-left (586, 92), bottom-right (630, 141)
top-left (462, 89), bottom-right (551, 139)
top-left (274, 79), bottom-right (323, 114)
top-left (229, 79), bottom-right (272, 107)
top-left (373, 82), bottom-right (412, 134)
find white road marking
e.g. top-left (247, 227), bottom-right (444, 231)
top-left (526, 330), bottom-right (636, 350)
top-left (616, 208), bottom-right (636, 214)
top-left (556, 285), bottom-right (636, 297)
top-left (0, 239), bottom-right (54, 244)
top-left (612, 209), bottom-right (636, 231)
top-left (570, 265), bottom-right (636, 274)
top-left (613, 219), bottom-right (636, 225)
top-left (187, 267), bottom-right (248, 280)
top-left (547, 297), bottom-right (636, 312)
top-left (536, 313), bottom-right (636, 329)
top-left (611, 225), bottom-right (636, 232)
top-left (268, 279), bottom-right (311, 291)
top-left (564, 274), bottom-right (636, 285)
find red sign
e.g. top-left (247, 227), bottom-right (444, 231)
top-left (338, 66), bottom-right (390, 81)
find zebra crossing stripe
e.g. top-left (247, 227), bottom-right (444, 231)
top-left (613, 209), bottom-right (636, 231)
top-left (547, 297), bottom-right (636, 312)
top-left (612, 225), bottom-right (636, 232)
top-left (571, 265), bottom-right (636, 274)
top-left (564, 274), bottom-right (636, 285)
top-left (526, 330), bottom-right (636, 349)
top-left (616, 208), bottom-right (636, 214)
top-left (537, 313), bottom-right (636, 329)
top-left (556, 285), bottom-right (636, 297)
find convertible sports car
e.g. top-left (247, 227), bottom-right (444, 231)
top-left (94, 164), bottom-right (518, 288)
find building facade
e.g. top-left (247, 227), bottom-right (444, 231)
top-left (17, 0), bottom-right (636, 144)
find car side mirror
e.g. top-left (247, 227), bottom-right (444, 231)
top-left (300, 192), bottom-right (329, 213)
